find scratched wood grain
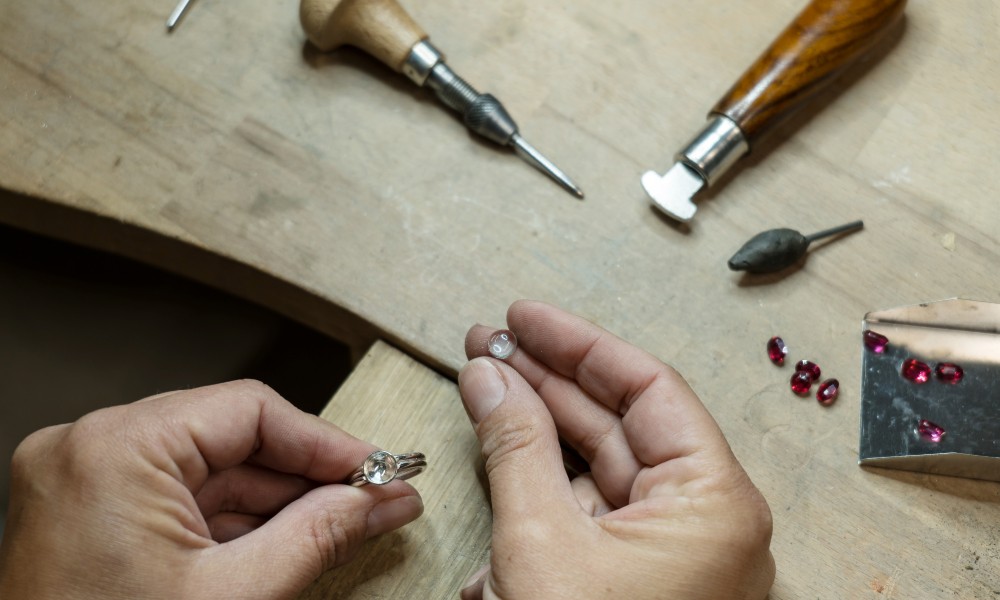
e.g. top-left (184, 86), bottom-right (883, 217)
top-left (302, 341), bottom-right (490, 599)
top-left (1, 0), bottom-right (999, 597)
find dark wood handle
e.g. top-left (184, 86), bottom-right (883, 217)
top-left (712, 0), bottom-right (906, 144)
top-left (300, 0), bottom-right (427, 72)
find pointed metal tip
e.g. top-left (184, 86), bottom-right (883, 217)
top-left (167, 0), bottom-right (194, 32)
top-left (510, 134), bottom-right (584, 200)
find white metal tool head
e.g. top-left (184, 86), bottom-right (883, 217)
top-left (643, 115), bottom-right (748, 223)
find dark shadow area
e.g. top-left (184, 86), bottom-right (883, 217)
top-left (0, 222), bottom-right (353, 522)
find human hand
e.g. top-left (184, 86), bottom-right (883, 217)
top-left (458, 301), bottom-right (774, 599)
top-left (0, 380), bottom-right (423, 599)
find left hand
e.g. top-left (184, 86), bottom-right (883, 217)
top-left (0, 380), bottom-right (423, 600)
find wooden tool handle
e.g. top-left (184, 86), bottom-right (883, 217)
top-left (300, 0), bottom-right (427, 71)
top-left (711, 0), bottom-right (906, 144)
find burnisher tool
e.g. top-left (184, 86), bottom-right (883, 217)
top-left (643, 0), bottom-right (907, 222)
top-left (300, 0), bottom-right (584, 198)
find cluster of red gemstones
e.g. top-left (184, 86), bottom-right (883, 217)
top-left (863, 329), bottom-right (965, 444)
top-left (767, 337), bottom-right (839, 406)
top-left (901, 359), bottom-right (964, 385)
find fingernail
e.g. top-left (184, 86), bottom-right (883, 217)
top-left (462, 563), bottom-right (490, 591)
top-left (367, 495), bottom-right (424, 539)
top-left (458, 358), bottom-right (507, 424)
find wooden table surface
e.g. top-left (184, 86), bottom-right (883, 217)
top-left (2, 0), bottom-right (999, 597)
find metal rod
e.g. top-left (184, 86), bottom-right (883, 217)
top-left (167, 0), bottom-right (195, 31)
top-left (805, 220), bottom-right (864, 243)
top-left (511, 134), bottom-right (584, 199)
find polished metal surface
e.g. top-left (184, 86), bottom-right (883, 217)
top-left (402, 40), bottom-right (443, 86)
top-left (166, 0), bottom-right (195, 31)
top-left (677, 115), bottom-right (748, 186)
top-left (512, 135), bottom-right (584, 199)
top-left (642, 163), bottom-right (704, 222)
top-left (859, 298), bottom-right (1000, 482)
top-left (423, 59), bottom-right (583, 197)
top-left (642, 115), bottom-right (748, 222)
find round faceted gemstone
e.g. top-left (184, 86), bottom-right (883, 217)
top-left (816, 379), bottom-right (839, 406)
top-left (488, 330), bottom-right (518, 360)
top-left (917, 419), bottom-right (946, 443)
top-left (790, 371), bottom-right (813, 396)
top-left (363, 451), bottom-right (398, 485)
top-left (863, 330), bottom-right (889, 353)
top-left (902, 359), bottom-right (932, 383)
top-left (767, 336), bottom-right (789, 366)
top-left (935, 362), bottom-right (964, 384)
top-left (795, 359), bottom-right (822, 382)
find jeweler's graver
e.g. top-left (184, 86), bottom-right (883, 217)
top-left (488, 330), bottom-right (517, 360)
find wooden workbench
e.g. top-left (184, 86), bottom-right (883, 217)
top-left (1, 0), bottom-right (998, 597)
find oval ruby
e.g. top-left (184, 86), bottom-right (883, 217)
top-left (767, 336), bottom-right (788, 366)
top-left (795, 359), bottom-right (822, 382)
top-left (917, 419), bottom-right (946, 443)
top-left (901, 359), bottom-right (931, 384)
top-left (935, 362), bottom-right (964, 384)
top-left (816, 379), bottom-right (839, 406)
top-left (790, 371), bottom-right (813, 396)
top-left (863, 330), bottom-right (889, 353)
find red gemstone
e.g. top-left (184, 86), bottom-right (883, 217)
top-left (816, 379), bottom-right (839, 406)
top-left (790, 371), bottom-right (813, 396)
top-left (917, 419), bottom-right (946, 443)
top-left (767, 337), bottom-right (788, 366)
top-left (935, 363), bottom-right (964, 384)
top-left (795, 359), bottom-right (822, 382)
top-left (901, 359), bottom-right (931, 384)
top-left (863, 330), bottom-right (889, 353)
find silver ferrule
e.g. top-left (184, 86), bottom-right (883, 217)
top-left (401, 40), bottom-right (444, 86)
top-left (676, 115), bottom-right (749, 186)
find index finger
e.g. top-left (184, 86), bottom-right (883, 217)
top-left (475, 300), bottom-right (732, 466)
top-left (130, 380), bottom-right (378, 493)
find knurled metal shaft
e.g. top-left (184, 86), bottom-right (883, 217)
top-left (424, 61), bottom-right (583, 198)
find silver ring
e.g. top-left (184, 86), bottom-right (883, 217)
top-left (348, 451), bottom-right (427, 486)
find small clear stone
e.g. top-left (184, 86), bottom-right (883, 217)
top-left (917, 419), bottom-right (946, 443)
top-left (816, 379), bottom-right (839, 406)
top-left (902, 359), bottom-right (931, 384)
top-left (863, 330), bottom-right (889, 353)
top-left (795, 360), bottom-right (822, 382)
top-left (488, 330), bottom-right (517, 360)
top-left (767, 336), bottom-right (788, 366)
top-left (364, 451), bottom-right (398, 485)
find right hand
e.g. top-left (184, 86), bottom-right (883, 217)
top-left (457, 300), bottom-right (774, 599)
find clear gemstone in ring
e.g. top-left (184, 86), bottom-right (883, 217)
top-left (349, 451), bottom-right (427, 486)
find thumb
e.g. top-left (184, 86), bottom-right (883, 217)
top-left (191, 484), bottom-right (422, 599)
top-left (458, 358), bottom-right (576, 527)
